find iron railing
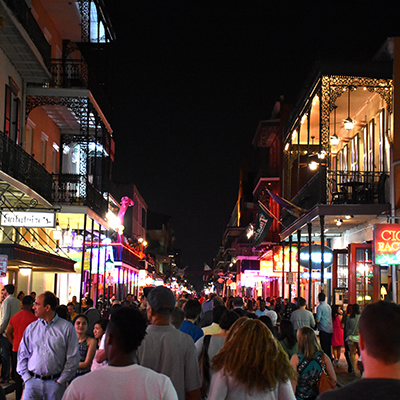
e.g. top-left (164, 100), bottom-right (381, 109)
top-left (52, 174), bottom-right (108, 218)
top-left (3, 0), bottom-right (51, 68)
top-left (0, 130), bottom-right (53, 202)
top-left (51, 59), bottom-right (88, 88)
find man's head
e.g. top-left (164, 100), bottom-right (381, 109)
top-left (86, 298), bottom-right (94, 308)
top-left (106, 307), bottom-right (147, 362)
top-left (22, 295), bottom-right (34, 310)
top-left (4, 284), bottom-right (15, 296)
top-left (67, 302), bottom-right (75, 316)
top-left (298, 297), bottom-right (307, 308)
top-left (259, 300), bottom-right (266, 311)
top-left (318, 292), bottom-right (326, 302)
top-left (232, 296), bottom-right (244, 308)
top-left (359, 301), bottom-right (400, 365)
top-left (34, 291), bottom-right (57, 320)
top-left (183, 299), bottom-right (202, 321)
top-left (213, 305), bottom-right (227, 324)
top-left (30, 291), bottom-right (36, 300)
top-left (147, 286), bottom-right (176, 317)
top-left (1, 288), bottom-right (6, 301)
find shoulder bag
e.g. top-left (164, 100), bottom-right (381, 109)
top-left (318, 356), bottom-right (337, 394)
top-left (346, 315), bottom-right (360, 344)
top-left (198, 335), bottom-right (212, 399)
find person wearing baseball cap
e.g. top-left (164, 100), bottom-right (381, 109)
top-left (137, 286), bottom-right (201, 400)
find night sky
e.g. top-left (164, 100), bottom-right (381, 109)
top-left (104, 1), bottom-right (399, 288)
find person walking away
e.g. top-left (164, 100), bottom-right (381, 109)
top-left (317, 301), bottom-right (400, 400)
top-left (344, 304), bottom-right (360, 376)
top-left (0, 284), bottom-right (23, 383)
top-left (17, 291), bottom-right (80, 400)
top-left (316, 293), bottom-right (333, 360)
top-left (331, 305), bottom-right (344, 367)
top-left (84, 298), bottom-right (101, 337)
top-left (291, 297), bottom-right (315, 333)
top-left (291, 326), bottom-right (336, 400)
top-left (279, 319), bottom-right (299, 359)
top-left (341, 304), bottom-right (353, 372)
top-left (208, 317), bottom-right (296, 400)
top-left (62, 306), bottom-right (178, 400)
top-left (137, 286), bottom-right (201, 400)
top-left (5, 295), bottom-right (37, 400)
top-left (180, 299), bottom-right (204, 343)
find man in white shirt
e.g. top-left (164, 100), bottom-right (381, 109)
top-left (62, 307), bottom-right (177, 400)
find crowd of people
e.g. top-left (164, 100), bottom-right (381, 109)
top-left (0, 286), bottom-right (399, 399)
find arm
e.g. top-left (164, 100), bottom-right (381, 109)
top-left (323, 353), bottom-right (337, 382)
top-left (95, 349), bottom-right (106, 363)
top-left (17, 330), bottom-right (32, 382)
top-left (57, 324), bottom-right (80, 385)
top-left (290, 354), bottom-right (299, 393)
top-left (207, 371), bottom-right (228, 400)
top-left (78, 337), bottom-right (96, 370)
top-left (0, 300), bottom-right (9, 334)
top-left (5, 322), bottom-right (14, 345)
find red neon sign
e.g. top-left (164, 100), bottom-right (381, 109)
top-left (374, 224), bottom-right (400, 265)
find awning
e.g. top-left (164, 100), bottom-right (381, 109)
top-left (0, 244), bottom-right (76, 273)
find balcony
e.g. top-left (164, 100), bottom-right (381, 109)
top-left (52, 174), bottom-right (108, 218)
top-left (0, 130), bottom-right (53, 202)
top-left (51, 59), bottom-right (88, 88)
top-left (0, 0), bottom-right (51, 82)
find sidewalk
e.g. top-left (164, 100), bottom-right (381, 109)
top-left (334, 348), bottom-right (361, 388)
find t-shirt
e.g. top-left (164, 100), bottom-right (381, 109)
top-left (208, 370), bottom-right (295, 400)
top-left (62, 364), bottom-right (178, 400)
top-left (137, 324), bottom-right (201, 400)
top-left (8, 310), bottom-right (37, 352)
top-left (290, 309), bottom-right (315, 332)
top-left (180, 320), bottom-right (204, 343)
top-left (317, 378), bottom-right (400, 400)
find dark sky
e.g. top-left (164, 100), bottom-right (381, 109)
top-left (104, 1), bottom-right (399, 285)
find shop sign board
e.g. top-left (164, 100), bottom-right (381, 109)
top-left (0, 255), bottom-right (8, 277)
top-left (298, 245), bottom-right (333, 269)
top-left (373, 224), bottom-right (400, 265)
top-left (0, 211), bottom-right (55, 228)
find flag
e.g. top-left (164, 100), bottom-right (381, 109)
top-left (254, 203), bottom-right (274, 247)
top-left (267, 189), bottom-right (306, 218)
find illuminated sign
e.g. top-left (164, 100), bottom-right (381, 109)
top-left (1, 211), bottom-right (55, 228)
top-left (273, 246), bottom-right (298, 273)
top-left (299, 245), bottom-right (333, 269)
top-left (373, 224), bottom-right (400, 265)
top-left (260, 260), bottom-right (282, 277)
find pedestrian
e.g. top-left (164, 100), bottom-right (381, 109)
top-left (316, 292), bottom-right (333, 360)
top-left (344, 303), bottom-right (360, 376)
top-left (208, 317), bottom-right (296, 400)
top-left (5, 295), bottom-right (37, 400)
top-left (279, 319), bottom-right (298, 359)
top-left (180, 299), bottom-right (204, 343)
top-left (0, 284), bottom-right (22, 383)
top-left (290, 326), bottom-right (336, 400)
top-left (290, 297), bottom-right (315, 333)
top-left (84, 298), bottom-right (101, 337)
top-left (62, 306), bottom-right (178, 400)
top-left (317, 301), bottom-right (400, 400)
top-left (341, 304), bottom-right (353, 372)
top-left (17, 291), bottom-right (80, 400)
top-left (72, 315), bottom-right (96, 378)
top-left (137, 286), bottom-right (201, 400)
top-left (331, 305), bottom-right (344, 367)
top-left (91, 318), bottom-right (108, 371)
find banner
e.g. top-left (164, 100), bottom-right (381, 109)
top-left (254, 204), bottom-right (273, 247)
top-left (267, 189), bottom-right (306, 218)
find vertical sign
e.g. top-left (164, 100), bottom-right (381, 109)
top-left (0, 255), bottom-right (8, 277)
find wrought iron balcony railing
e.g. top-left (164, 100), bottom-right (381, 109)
top-left (52, 174), bottom-right (108, 218)
top-left (51, 59), bottom-right (88, 88)
top-left (3, 0), bottom-right (51, 68)
top-left (0, 130), bottom-right (53, 202)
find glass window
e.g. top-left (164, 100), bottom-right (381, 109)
top-left (337, 252), bottom-right (348, 288)
top-left (355, 247), bottom-right (373, 307)
top-left (90, 2), bottom-right (106, 43)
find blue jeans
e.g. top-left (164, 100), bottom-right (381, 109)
top-left (23, 378), bottom-right (66, 400)
top-left (0, 335), bottom-right (11, 380)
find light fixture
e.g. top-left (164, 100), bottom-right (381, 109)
top-left (19, 267), bottom-right (32, 276)
top-left (330, 106), bottom-right (340, 145)
top-left (309, 161), bottom-right (318, 170)
top-left (317, 150), bottom-right (327, 160)
top-left (336, 219), bottom-right (343, 226)
top-left (345, 215), bottom-right (353, 219)
top-left (53, 219), bottom-right (62, 242)
top-left (74, 223), bottom-right (84, 248)
top-left (63, 218), bottom-right (72, 246)
top-left (344, 87), bottom-right (355, 130)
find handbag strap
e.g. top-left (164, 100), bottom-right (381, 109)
top-left (350, 315), bottom-right (360, 336)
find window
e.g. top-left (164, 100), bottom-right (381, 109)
top-left (40, 132), bottom-right (49, 166)
top-left (52, 142), bottom-right (59, 173)
top-left (90, 2), bottom-right (106, 43)
top-left (355, 247), bottom-right (373, 307)
top-left (4, 84), bottom-right (21, 144)
top-left (350, 134), bottom-right (359, 171)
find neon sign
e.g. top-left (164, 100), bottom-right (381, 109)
top-left (374, 224), bottom-right (400, 265)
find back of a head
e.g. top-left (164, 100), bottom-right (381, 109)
top-left (212, 296), bottom-right (224, 307)
top-left (108, 307), bottom-right (147, 353)
top-left (212, 305), bottom-right (227, 324)
top-left (43, 291), bottom-right (58, 311)
top-left (298, 297), bottom-right (307, 308)
top-left (359, 301), bottom-right (400, 364)
top-left (184, 299), bottom-right (202, 320)
top-left (218, 310), bottom-right (239, 330)
top-left (171, 307), bottom-right (184, 329)
top-left (297, 326), bottom-right (321, 359)
top-left (318, 292), bottom-right (326, 302)
top-left (86, 298), bottom-right (94, 307)
top-left (232, 296), bottom-right (244, 308)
